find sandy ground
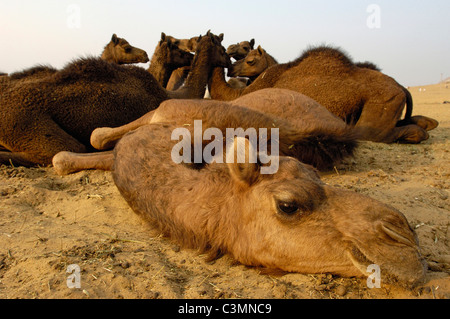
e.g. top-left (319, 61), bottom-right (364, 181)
top-left (0, 83), bottom-right (449, 300)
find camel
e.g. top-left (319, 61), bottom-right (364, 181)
top-left (164, 34), bottom-right (222, 91)
top-left (228, 45), bottom-right (278, 82)
top-left (55, 117), bottom-right (426, 287)
top-left (53, 88), bottom-right (358, 175)
top-left (100, 34), bottom-right (149, 64)
top-left (147, 32), bottom-right (194, 88)
top-left (226, 39), bottom-right (255, 61)
top-left (0, 31), bottom-right (230, 167)
top-left (209, 45), bottom-right (439, 144)
top-left (164, 34), bottom-right (200, 53)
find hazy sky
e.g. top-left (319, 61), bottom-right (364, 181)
top-left (1, 0), bottom-right (449, 86)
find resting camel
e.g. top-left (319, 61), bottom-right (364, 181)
top-left (53, 88), bottom-right (359, 175)
top-left (55, 116), bottom-right (426, 287)
top-left (0, 31), bottom-right (230, 167)
top-left (147, 32), bottom-right (194, 88)
top-left (100, 33), bottom-right (149, 64)
top-left (226, 39), bottom-right (255, 61)
top-left (210, 45), bottom-right (439, 144)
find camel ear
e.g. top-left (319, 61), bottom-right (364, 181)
top-left (227, 137), bottom-right (260, 186)
top-left (161, 32), bottom-right (166, 41)
top-left (249, 39), bottom-right (255, 49)
top-left (257, 45), bottom-right (265, 55)
top-left (218, 33), bottom-right (224, 42)
top-left (112, 34), bottom-right (119, 44)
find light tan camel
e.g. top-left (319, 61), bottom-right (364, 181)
top-left (53, 88), bottom-right (358, 175)
top-left (101, 34), bottom-right (149, 64)
top-left (147, 32), bottom-right (193, 88)
top-left (226, 39), bottom-right (255, 60)
top-left (209, 45), bottom-right (438, 144)
top-left (55, 113), bottom-right (426, 287)
top-left (0, 31), bottom-right (230, 166)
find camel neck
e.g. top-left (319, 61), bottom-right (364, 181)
top-left (208, 68), bottom-right (243, 101)
top-left (167, 44), bottom-right (212, 99)
top-left (148, 60), bottom-right (173, 88)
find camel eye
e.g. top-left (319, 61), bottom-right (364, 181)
top-left (124, 46), bottom-right (132, 53)
top-left (246, 59), bottom-right (256, 66)
top-left (277, 201), bottom-right (299, 216)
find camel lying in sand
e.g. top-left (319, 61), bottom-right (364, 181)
top-left (55, 109), bottom-right (426, 287)
top-left (101, 33), bottom-right (149, 64)
top-left (210, 45), bottom-right (438, 144)
top-left (53, 88), bottom-right (358, 175)
top-left (0, 31), bottom-right (230, 166)
top-left (147, 33), bottom-right (194, 88)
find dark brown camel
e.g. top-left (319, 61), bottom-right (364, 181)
top-left (226, 39), bottom-right (255, 60)
top-left (165, 33), bottom-right (223, 91)
top-left (54, 88), bottom-right (358, 175)
top-left (0, 31), bottom-right (230, 167)
top-left (55, 119), bottom-right (426, 287)
top-left (209, 45), bottom-right (439, 144)
top-left (101, 34), bottom-right (149, 64)
top-left (147, 32), bottom-right (194, 88)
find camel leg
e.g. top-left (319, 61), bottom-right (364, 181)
top-left (397, 115), bottom-right (439, 131)
top-left (0, 116), bottom-right (87, 166)
top-left (52, 151), bottom-right (114, 175)
top-left (0, 151), bottom-right (38, 167)
top-left (90, 110), bottom-right (156, 150)
top-left (383, 124), bottom-right (429, 144)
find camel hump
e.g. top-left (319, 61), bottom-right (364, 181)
top-left (9, 65), bottom-right (57, 80)
top-left (292, 45), bottom-right (355, 69)
top-left (53, 57), bottom-right (122, 83)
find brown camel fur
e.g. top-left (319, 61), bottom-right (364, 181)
top-left (147, 33), bottom-right (194, 88)
top-left (54, 88), bottom-right (358, 175)
top-left (0, 31), bottom-right (230, 167)
top-left (55, 120), bottom-right (426, 287)
top-left (226, 39), bottom-right (255, 61)
top-left (100, 34), bottom-right (149, 64)
top-left (165, 33), bottom-right (223, 91)
top-left (209, 45), bottom-right (439, 144)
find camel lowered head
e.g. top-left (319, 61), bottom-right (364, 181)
top-left (226, 39), bottom-right (255, 61)
top-left (222, 139), bottom-right (426, 288)
top-left (101, 33), bottom-right (149, 64)
top-left (113, 123), bottom-right (427, 288)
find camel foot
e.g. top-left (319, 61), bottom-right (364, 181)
top-left (397, 116), bottom-right (439, 131)
top-left (52, 151), bottom-right (80, 175)
top-left (90, 127), bottom-right (118, 150)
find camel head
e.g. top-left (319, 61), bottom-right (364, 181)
top-left (226, 39), bottom-right (255, 61)
top-left (159, 33), bottom-right (194, 68)
top-left (163, 33), bottom-right (199, 53)
top-left (196, 30), bottom-right (231, 69)
top-left (228, 45), bottom-right (274, 78)
top-left (222, 138), bottom-right (426, 288)
top-left (101, 33), bottom-right (149, 65)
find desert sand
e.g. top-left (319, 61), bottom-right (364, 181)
top-left (0, 83), bottom-right (448, 299)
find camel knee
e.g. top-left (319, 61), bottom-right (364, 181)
top-left (90, 127), bottom-right (117, 150)
top-left (410, 116), bottom-right (439, 131)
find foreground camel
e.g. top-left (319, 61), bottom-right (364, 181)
top-left (57, 120), bottom-right (426, 287)
top-left (147, 33), bottom-right (194, 88)
top-left (226, 39), bottom-right (255, 60)
top-left (100, 34), bottom-right (149, 64)
top-left (53, 88), bottom-right (359, 175)
top-left (210, 45), bottom-right (439, 144)
top-left (0, 31), bottom-right (230, 166)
